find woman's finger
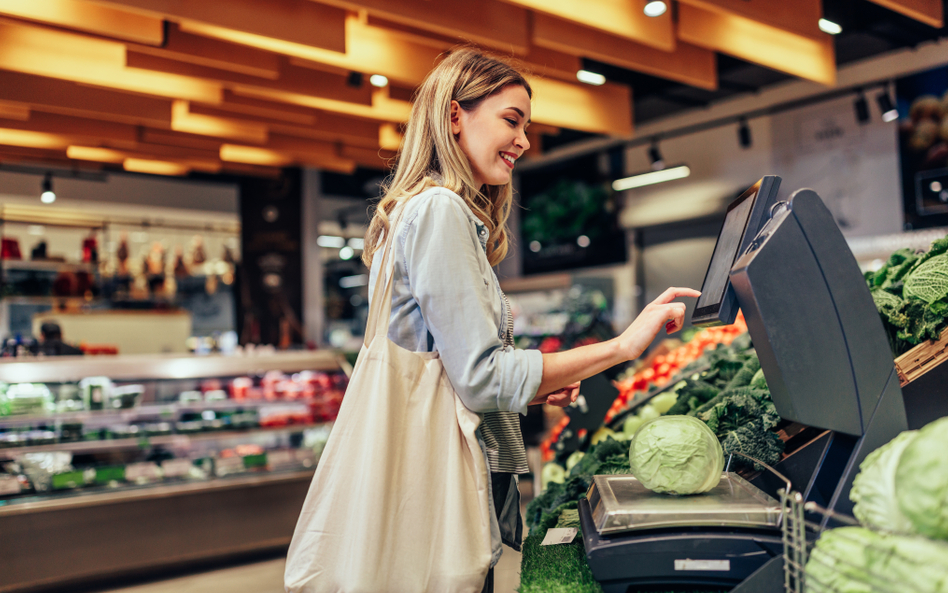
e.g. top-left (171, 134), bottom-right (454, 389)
top-left (652, 287), bottom-right (701, 305)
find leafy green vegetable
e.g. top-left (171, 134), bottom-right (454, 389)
top-left (904, 253), bottom-right (948, 305)
top-left (850, 430), bottom-right (918, 534)
top-left (750, 368), bottom-right (768, 390)
top-left (896, 416), bottom-right (948, 541)
top-left (720, 419), bottom-right (785, 470)
top-left (665, 379), bottom-right (719, 416)
top-left (723, 353), bottom-right (761, 390)
top-left (628, 415), bottom-right (724, 495)
top-left (697, 386), bottom-right (776, 435)
top-left (804, 526), bottom-right (948, 593)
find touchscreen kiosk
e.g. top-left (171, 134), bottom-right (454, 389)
top-left (692, 176), bottom-right (781, 326)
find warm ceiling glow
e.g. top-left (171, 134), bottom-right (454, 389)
top-left (0, 0), bottom-right (164, 45)
top-left (66, 145), bottom-right (125, 163)
top-left (613, 165), bottom-right (691, 191)
top-left (123, 158), bottom-right (190, 176)
top-left (220, 144), bottom-right (292, 166)
top-left (379, 123), bottom-right (402, 151)
top-left (171, 100), bottom-right (268, 142)
top-left (644, 1), bottom-right (668, 17)
top-left (0, 127), bottom-right (69, 149)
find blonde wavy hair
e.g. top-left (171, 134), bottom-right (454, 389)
top-left (362, 47), bottom-right (532, 268)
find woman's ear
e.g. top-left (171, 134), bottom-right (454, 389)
top-left (450, 100), bottom-right (462, 136)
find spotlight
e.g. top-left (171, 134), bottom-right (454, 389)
top-left (613, 165), bottom-right (691, 191)
top-left (40, 173), bottom-right (56, 204)
top-left (644, 1), bottom-right (667, 17)
top-left (346, 71), bottom-right (363, 88)
top-left (877, 89), bottom-right (898, 123)
top-left (369, 74), bottom-right (388, 88)
top-left (738, 117), bottom-right (752, 149)
top-left (853, 91), bottom-right (870, 125)
top-left (648, 141), bottom-right (664, 171)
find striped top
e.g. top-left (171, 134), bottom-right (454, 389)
top-left (480, 292), bottom-right (530, 474)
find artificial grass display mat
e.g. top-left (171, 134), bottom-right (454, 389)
top-left (518, 506), bottom-right (728, 593)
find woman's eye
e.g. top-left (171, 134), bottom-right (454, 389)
top-left (505, 118), bottom-right (517, 126)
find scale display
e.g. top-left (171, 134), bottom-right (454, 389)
top-left (692, 176), bottom-right (781, 326)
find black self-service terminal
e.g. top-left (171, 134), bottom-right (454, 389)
top-left (578, 184), bottom-right (907, 592)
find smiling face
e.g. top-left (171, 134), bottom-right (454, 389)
top-left (451, 84), bottom-right (532, 188)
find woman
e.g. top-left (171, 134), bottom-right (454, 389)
top-left (361, 47), bottom-right (699, 591)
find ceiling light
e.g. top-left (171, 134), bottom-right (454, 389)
top-left (648, 141), bottom-right (664, 171)
top-left (40, 172), bottom-right (55, 204)
top-left (644, 1), bottom-right (668, 17)
top-left (317, 235), bottom-right (346, 249)
top-left (339, 246), bottom-right (355, 260)
top-left (738, 117), bottom-right (752, 149)
top-left (818, 18), bottom-right (842, 35)
top-left (853, 91), bottom-right (870, 125)
top-left (369, 74), bottom-right (389, 88)
top-left (576, 70), bottom-right (606, 86)
top-left (613, 165), bottom-right (690, 191)
top-left (877, 89), bottom-right (899, 123)
top-left (339, 274), bottom-right (368, 288)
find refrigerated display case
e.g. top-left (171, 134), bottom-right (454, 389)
top-left (0, 350), bottom-right (346, 593)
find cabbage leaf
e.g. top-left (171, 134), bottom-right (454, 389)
top-left (896, 416), bottom-right (948, 541)
top-left (850, 430), bottom-right (918, 533)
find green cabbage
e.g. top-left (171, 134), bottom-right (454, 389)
top-left (804, 526), bottom-right (948, 593)
top-left (850, 430), bottom-right (918, 533)
top-left (628, 415), bottom-right (724, 495)
top-left (896, 416), bottom-right (948, 540)
top-left (904, 253), bottom-right (948, 304)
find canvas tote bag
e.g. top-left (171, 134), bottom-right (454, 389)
top-left (284, 219), bottom-right (493, 593)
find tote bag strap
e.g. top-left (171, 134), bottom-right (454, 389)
top-left (363, 214), bottom-right (400, 347)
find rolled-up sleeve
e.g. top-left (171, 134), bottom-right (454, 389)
top-left (401, 190), bottom-right (543, 415)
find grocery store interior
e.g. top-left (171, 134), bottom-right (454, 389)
top-left (3, 1), bottom-right (948, 592)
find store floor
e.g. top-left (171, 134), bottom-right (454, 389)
top-left (97, 548), bottom-right (523, 593)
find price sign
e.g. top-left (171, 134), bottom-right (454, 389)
top-left (0, 475), bottom-right (21, 495)
top-left (540, 528), bottom-right (578, 546)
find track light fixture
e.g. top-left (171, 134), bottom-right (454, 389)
top-left (738, 117), bottom-right (752, 149)
top-left (40, 172), bottom-right (56, 204)
top-left (346, 71), bottom-right (364, 88)
top-left (853, 90), bottom-right (870, 125)
top-left (876, 89), bottom-right (898, 123)
top-left (648, 140), bottom-right (665, 171)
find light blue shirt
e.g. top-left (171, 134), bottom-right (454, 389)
top-left (367, 186), bottom-right (544, 416)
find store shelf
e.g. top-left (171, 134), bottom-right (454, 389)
top-left (1, 259), bottom-right (96, 273)
top-left (0, 350), bottom-right (342, 383)
top-left (0, 422), bottom-right (326, 458)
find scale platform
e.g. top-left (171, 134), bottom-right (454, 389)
top-left (578, 474), bottom-right (784, 591)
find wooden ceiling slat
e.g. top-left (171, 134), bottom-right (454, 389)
top-left (677, 0), bottom-right (824, 41)
top-left (0, 0), bottom-right (163, 45)
top-left (0, 70), bottom-right (172, 126)
top-left (339, 144), bottom-right (396, 170)
top-left (219, 143), bottom-right (356, 173)
top-left (267, 133), bottom-right (339, 157)
top-left (140, 129), bottom-right (227, 151)
top-left (317, 0), bottom-right (530, 53)
top-left (266, 121), bottom-right (380, 149)
top-left (127, 22), bottom-right (282, 79)
top-left (678, 3), bottom-right (836, 86)
top-left (230, 84), bottom-right (412, 124)
top-left (171, 100), bottom-right (269, 144)
top-left (500, 0), bottom-right (675, 51)
top-left (0, 20), bottom-right (221, 103)
top-left (0, 127), bottom-right (73, 150)
top-left (527, 77), bottom-right (631, 136)
top-left (532, 13), bottom-right (718, 91)
top-left (0, 100), bottom-right (29, 121)
top-left (187, 102), bottom-right (316, 127)
top-left (0, 111), bottom-right (138, 144)
top-left (362, 14), bottom-right (582, 83)
top-left (85, 0), bottom-right (346, 53)
top-left (125, 51), bottom-right (374, 106)
top-left (867, 0), bottom-right (943, 28)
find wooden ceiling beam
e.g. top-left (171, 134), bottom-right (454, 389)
top-left (0, 19), bottom-right (221, 103)
top-left (230, 84), bottom-right (412, 124)
top-left (316, 0), bottom-right (530, 53)
top-left (171, 100), bottom-right (268, 144)
top-left (526, 77), bottom-right (631, 136)
top-left (502, 0), bottom-right (675, 51)
top-left (678, 3), bottom-right (836, 86)
top-left (0, 111), bottom-right (139, 144)
top-left (219, 143), bottom-right (356, 173)
top-left (0, 0), bottom-right (163, 45)
top-left (532, 13), bottom-right (718, 91)
top-left (125, 51), bottom-right (374, 105)
top-left (678, 0), bottom-right (824, 41)
top-left (140, 129), bottom-right (227, 152)
top-left (0, 100), bottom-right (29, 121)
top-left (867, 0), bottom-right (943, 28)
top-left (128, 22), bottom-right (281, 79)
top-left (0, 70), bottom-right (172, 126)
top-left (85, 0), bottom-right (346, 53)
top-left (340, 144), bottom-right (396, 170)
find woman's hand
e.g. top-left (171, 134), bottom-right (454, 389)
top-left (529, 382), bottom-right (580, 407)
top-left (617, 287), bottom-right (701, 360)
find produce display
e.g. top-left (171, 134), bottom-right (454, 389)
top-left (865, 235), bottom-right (948, 355)
top-left (627, 416), bottom-right (724, 495)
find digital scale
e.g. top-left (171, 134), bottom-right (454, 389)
top-left (578, 177), bottom-right (910, 591)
